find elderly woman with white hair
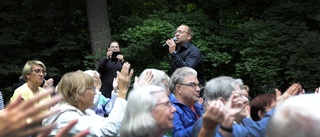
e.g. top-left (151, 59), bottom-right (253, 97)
top-left (134, 68), bottom-right (170, 95)
top-left (43, 62), bottom-right (133, 136)
top-left (84, 70), bottom-right (117, 117)
top-left (120, 85), bottom-right (177, 137)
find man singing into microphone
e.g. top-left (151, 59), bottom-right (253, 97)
top-left (166, 24), bottom-right (206, 87)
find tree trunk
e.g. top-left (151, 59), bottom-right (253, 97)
top-left (86, 0), bottom-right (111, 56)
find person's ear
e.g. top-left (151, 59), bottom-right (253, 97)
top-left (176, 84), bottom-right (182, 94)
top-left (217, 97), bottom-right (226, 104)
top-left (258, 110), bottom-right (264, 119)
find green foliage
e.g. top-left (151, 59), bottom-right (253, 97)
top-left (0, 0), bottom-right (91, 103)
top-left (1, 0), bottom-right (320, 103)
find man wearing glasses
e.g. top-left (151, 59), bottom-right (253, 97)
top-left (165, 24), bottom-right (206, 88)
top-left (168, 67), bottom-right (203, 137)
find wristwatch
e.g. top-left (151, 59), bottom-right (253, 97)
top-left (171, 51), bottom-right (178, 57)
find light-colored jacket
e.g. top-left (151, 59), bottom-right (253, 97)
top-left (42, 98), bottom-right (127, 137)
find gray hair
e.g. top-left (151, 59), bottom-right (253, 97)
top-left (169, 67), bottom-right (197, 93)
top-left (138, 69), bottom-right (170, 90)
top-left (120, 85), bottom-right (166, 137)
top-left (203, 76), bottom-right (239, 107)
top-left (266, 94), bottom-right (320, 137)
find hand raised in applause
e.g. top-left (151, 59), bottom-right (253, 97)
top-left (275, 83), bottom-right (302, 105)
top-left (133, 70), bottom-right (154, 89)
top-left (117, 62), bottom-right (134, 99)
top-left (0, 90), bottom-right (62, 137)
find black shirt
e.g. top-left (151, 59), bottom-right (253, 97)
top-left (170, 42), bottom-right (206, 86)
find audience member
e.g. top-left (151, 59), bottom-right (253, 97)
top-left (0, 90), bottom-right (61, 136)
top-left (198, 100), bottom-right (225, 137)
top-left (0, 89), bottom-right (92, 137)
top-left (10, 60), bottom-right (51, 113)
top-left (134, 69), bottom-right (170, 95)
top-left (192, 76), bottom-right (247, 137)
top-left (43, 62), bottom-right (133, 136)
top-left (42, 78), bottom-right (54, 90)
top-left (165, 24), bottom-right (206, 87)
top-left (98, 41), bottom-right (125, 98)
top-left (240, 85), bottom-right (250, 99)
top-left (120, 85), bottom-right (176, 137)
top-left (192, 77), bottom-right (302, 137)
top-left (250, 93), bottom-right (276, 121)
top-left (234, 79), bottom-right (252, 124)
top-left (0, 91), bottom-right (3, 110)
top-left (84, 70), bottom-right (117, 117)
top-left (168, 67), bottom-right (203, 137)
top-left (8, 76), bottom-right (53, 105)
top-left (266, 94), bottom-right (320, 137)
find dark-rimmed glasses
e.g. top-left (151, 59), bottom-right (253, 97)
top-left (179, 82), bottom-right (199, 89)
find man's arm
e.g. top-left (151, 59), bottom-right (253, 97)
top-left (97, 57), bottom-right (109, 73)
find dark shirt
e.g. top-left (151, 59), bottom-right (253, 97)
top-left (170, 42), bottom-right (206, 86)
top-left (97, 58), bottom-right (122, 98)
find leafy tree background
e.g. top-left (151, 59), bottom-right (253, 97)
top-left (1, 0), bottom-right (319, 104)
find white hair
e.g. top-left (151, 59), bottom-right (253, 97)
top-left (84, 70), bottom-right (100, 78)
top-left (120, 85), bottom-right (166, 137)
top-left (266, 94), bottom-right (320, 137)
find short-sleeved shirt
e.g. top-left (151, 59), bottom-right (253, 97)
top-left (11, 83), bottom-right (51, 113)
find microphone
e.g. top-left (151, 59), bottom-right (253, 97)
top-left (162, 37), bottom-right (177, 47)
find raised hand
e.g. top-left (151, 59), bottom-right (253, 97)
top-left (199, 100), bottom-right (225, 137)
top-left (202, 100), bottom-right (225, 129)
top-left (0, 90), bottom-right (62, 137)
top-left (117, 62), bottom-right (134, 99)
top-left (43, 78), bottom-right (54, 89)
top-left (224, 92), bottom-right (245, 116)
top-left (276, 83), bottom-right (302, 103)
top-left (133, 70), bottom-right (154, 89)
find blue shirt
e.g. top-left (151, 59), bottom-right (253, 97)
top-left (192, 109), bottom-right (275, 137)
top-left (170, 93), bottom-right (203, 137)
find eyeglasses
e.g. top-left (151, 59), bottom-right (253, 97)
top-left (32, 69), bottom-right (46, 75)
top-left (174, 30), bottom-right (190, 34)
top-left (86, 87), bottom-right (96, 91)
top-left (179, 82), bottom-right (200, 89)
top-left (155, 101), bottom-right (172, 108)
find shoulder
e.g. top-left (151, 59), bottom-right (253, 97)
top-left (11, 84), bottom-right (32, 101)
top-left (14, 83), bottom-right (28, 92)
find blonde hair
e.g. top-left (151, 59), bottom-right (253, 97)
top-left (57, 70), bottom-right (94, 107)
top-left (22, 60), bottom-right (46, 81)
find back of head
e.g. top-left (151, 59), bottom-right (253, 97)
top-left (57, 71), bottom-right (94, 107)
top-left (266, 94), bottom-right (320, 137)
top-left (203, 76), bottom-right (238, 107)
top-left (169, 67), bottom-right (197, 93)
top-left (84, 70), bottom-right (101, 91)
top-left (120, 85), bottom-right (166, 137)
top-left (139, 69), bottom-right (170, 90)
top-left (250, 93), bottom-right (276, 121)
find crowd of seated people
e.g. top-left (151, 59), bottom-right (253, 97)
top-left (1, 59), bottom-right (319, 137)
